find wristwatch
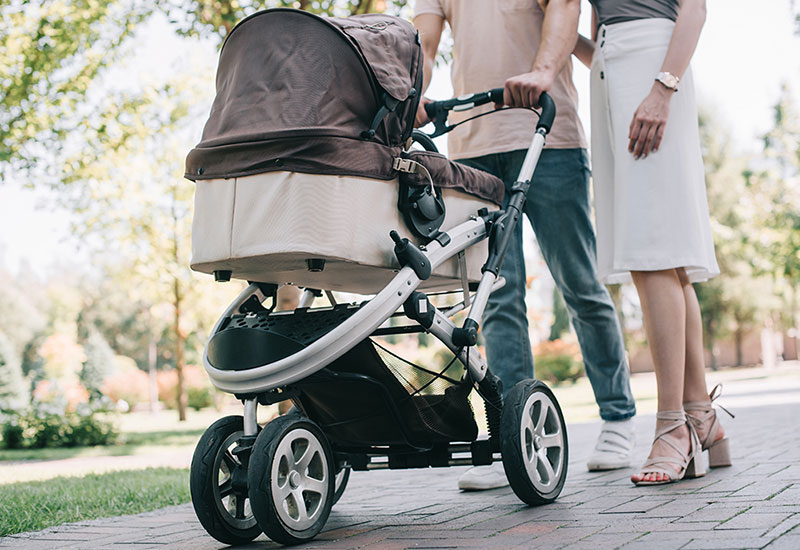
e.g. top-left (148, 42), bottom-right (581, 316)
top-left (655, 71), bottom-right (680, 92)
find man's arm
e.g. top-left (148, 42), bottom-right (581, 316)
top-left (413, 12), bottom-right (445, 126)
top-left (503, 0), bottom-right (580, 108)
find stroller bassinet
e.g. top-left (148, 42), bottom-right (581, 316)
top-left (186, 9), bottom-right (504, 294)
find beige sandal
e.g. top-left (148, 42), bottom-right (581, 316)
top-left (684, 384), bottom-right (734, 468)
top-left (632, 410), bottom-right (706, 486)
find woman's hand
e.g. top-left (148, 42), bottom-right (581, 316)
top-left (628, 83), bottom-right (673, 159)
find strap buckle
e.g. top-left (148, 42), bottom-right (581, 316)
top-left (393, 157), bottom-right (437, 198)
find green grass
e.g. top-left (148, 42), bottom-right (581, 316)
top-left (0, 428), bottom-right (206, 462)
top-left (0, 467), bottom-right (190, 536)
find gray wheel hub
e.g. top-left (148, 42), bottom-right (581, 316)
top-left (270, 427), bottom-right (330, 532)
top-left (519, 392), bottom-right (565, 493)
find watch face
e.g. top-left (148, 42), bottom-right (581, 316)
top-left (659, 72), bottom-right (678, 89)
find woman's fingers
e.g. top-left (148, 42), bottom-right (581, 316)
top-left (628, 119), bottom-right (643, 153)
top-left (640, 122), bottom-right (660, 158)
top-left (652, 123), bottom-right (666, 152)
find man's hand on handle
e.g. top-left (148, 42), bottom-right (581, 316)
top-left (415, 97), bottom-right (433, 128)
top-left (500, 70), bottom-right (554, 109)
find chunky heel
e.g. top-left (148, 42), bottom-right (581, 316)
top-left (707, 438), bottom-right (731, 468)
top-left (685, 384), bottom-right (734, 468)
top-left (685, 454), bottom-right (706, 479)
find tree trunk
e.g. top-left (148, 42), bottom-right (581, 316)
top-left (707, 317), bottom-right (718, 371)
top-left (148, 335), bottom-right (158, 413)
top-left (606, 284), bottom-right (627, 348)
top-left (174, 277), bottom-right (187, 421)
top-left (791, 283), bottom-right (799, 361)
top-left (734, 323), bottom-right (743, 367)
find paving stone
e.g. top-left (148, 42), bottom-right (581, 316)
top-left (4, 400), bottom-right (800, 550)
top-left (682, 537), bottom-right (773, 549)
top-left (715, 512), bottom-right (791, 531)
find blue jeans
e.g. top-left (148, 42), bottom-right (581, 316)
top-left (458, 149), bottom-right (636, 421)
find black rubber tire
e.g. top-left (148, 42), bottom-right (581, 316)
top-left (500, 379), bottom-right (569, 505)
top-left (190, 415), bottom-right (262, 545)
top-left (248, 415), bottom-right (335, 545)
top-left (333, 466), bottom-right (351, 505)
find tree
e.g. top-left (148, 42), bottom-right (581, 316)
top-left (696, 106), bottom-right (781, 366)
top-left (0, 0), bottom-right (154, 184)
top-left (163, 0), bottom-right (408, 42)
top-left (79, 329), bottom-right (117, 395)
top-left (748, 85), bottom-right (800, 354)
top-left (548, 287), bottom-right (570, 341)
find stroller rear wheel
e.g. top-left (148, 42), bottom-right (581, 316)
top-left (190, 415), bottom-right (261, 545)
top-left (333, 465), bottom-right (351, 505)
top-left (501, 379), bottom-right (568, 505)
top-left (248, 415), bottom-right (335, 544)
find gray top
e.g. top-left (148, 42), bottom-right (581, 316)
top-left (590, 0), bottom-right (679, 27)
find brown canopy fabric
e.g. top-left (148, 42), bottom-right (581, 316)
top-left (185, 9), bottom-right (422, 182)
top-left (400, 150), bottom-right (504, 206)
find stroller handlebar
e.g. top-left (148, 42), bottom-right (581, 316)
top-left (422, 89), bottom-right (556, 138)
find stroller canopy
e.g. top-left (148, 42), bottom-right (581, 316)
top-left (185, 9), bottom-right (422, 182)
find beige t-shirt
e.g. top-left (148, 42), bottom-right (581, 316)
top-left (414, 0), bottom-right (587, 159)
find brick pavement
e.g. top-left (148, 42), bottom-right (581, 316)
top-left (3, 400), bottom-right (799, 550)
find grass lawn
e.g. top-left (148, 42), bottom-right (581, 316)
top-left (0, 467), bottom-right (190, 536)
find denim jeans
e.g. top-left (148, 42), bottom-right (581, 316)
top-left (458, 148), bottom-right (636, 421)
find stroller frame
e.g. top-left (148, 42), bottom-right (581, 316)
top-left (204, 122), bottom-right (547, 415)
top-left (192, 92), bottom-right (566, 546)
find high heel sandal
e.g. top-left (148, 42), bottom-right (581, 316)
top-left (632, 410), bottom-right (706, 486)
top-left (684, 384), bottom-right (734, 468)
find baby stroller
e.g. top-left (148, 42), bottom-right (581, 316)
top-left (186, 8), bottom-right (568, 546)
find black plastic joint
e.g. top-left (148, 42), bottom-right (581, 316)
top-left (433, 231), bottom-right (451, 247)
top-left (510, 179), bottom-right (529, 194)
top-left (403, 291), bottom-right (435, 329)
top-left (390, 230), bottom-right (431, 280)
top-left (452, 318), bottom-right (479, 347)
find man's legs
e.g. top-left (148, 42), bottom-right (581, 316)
top-left (457, 153), bottom-right (534, 397)
top-left (453, 152), bottom-right (532, 490)
top-left (520, 148), bottom-right (637, 469)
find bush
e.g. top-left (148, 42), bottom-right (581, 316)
top-left (187, 386), bottom-right (214, 411)
top-left (533, 339), bottom-right (584, 386)
top-left (0, 397), bottom-right (118, 449)
top-left (157, 364), bottom-right (214, 410)
top-left (101, 356), bottom-right (150, 409)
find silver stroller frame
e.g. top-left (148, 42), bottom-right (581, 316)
top-left (192, 91), bottom-right (567, 547)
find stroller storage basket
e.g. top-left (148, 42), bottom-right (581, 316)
top-left (295, 338), bottom-right (478, 448)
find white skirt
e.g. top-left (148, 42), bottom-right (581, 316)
top-left (590, 18), bottom-right (719, 284)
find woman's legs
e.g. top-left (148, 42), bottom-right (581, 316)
top-left (630, 268), bottom-right (691, 483)
top-left (679, 269), bottom-right (725, 444)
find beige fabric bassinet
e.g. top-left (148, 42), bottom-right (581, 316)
top-left (191, 171), bottom-right (496, 295)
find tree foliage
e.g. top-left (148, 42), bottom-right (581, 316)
top-left (0, 0), bottom-right (155, 183)
top-left (162, 0), bottom-right (408, 42)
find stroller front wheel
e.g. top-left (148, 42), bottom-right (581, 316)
top-left (501, 379), bottom-right (569, 505)
top-left (248, 415), bottom-right (335, 544)
top-left (189, 415), bottom-right (261, 545)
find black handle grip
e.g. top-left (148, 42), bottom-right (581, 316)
top-left (537, 91), bottom-right (556, 133)
top-left (424, 100), bottom-right (436, 120)
top-left (489, 88), bottom-right (505, 104)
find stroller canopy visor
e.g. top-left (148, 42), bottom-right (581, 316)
top-left (185, 9), bottom-right (422, 182)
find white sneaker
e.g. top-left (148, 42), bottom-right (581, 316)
top-left (457, 463), bottom-right (509, 491)
top-left (587, 418), bottom-right (636, 471)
